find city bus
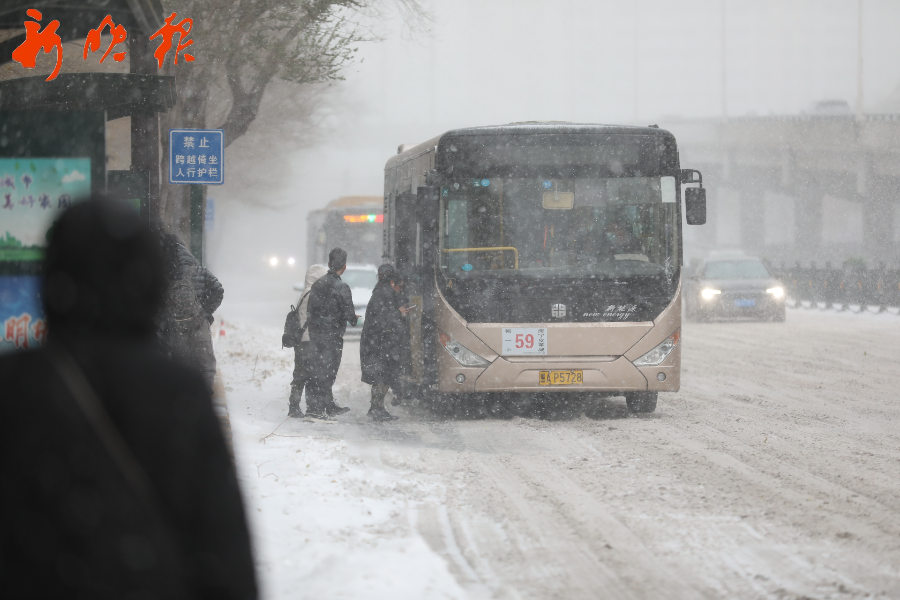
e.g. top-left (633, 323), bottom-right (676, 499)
top-left (383, 123), bottom-right (706, 413)
top-left (306, 195), bottom-right (383, 268)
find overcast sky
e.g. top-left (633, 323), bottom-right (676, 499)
top-left (209, 0), bottom-right (900, 277)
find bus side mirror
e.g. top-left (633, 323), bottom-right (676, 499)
top-left (680, 169), bottom-right (701, 185)
top-left (685, 187), bottom-right (706, 225)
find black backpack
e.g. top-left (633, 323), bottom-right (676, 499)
top-left (282, 291), bottom-right (312, 348)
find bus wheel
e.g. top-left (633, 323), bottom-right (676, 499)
top-left (625, 391), bottom-right (657, 414)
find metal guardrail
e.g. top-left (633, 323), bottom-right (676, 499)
top-left (778, 264), bottom-right (900, 314)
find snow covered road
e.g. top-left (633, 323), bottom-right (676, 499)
top-left (216, 308), bottom-right (900, 599)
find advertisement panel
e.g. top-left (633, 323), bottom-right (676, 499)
top-left (0, 276), bottom-right (45, 352)
top-left (0, 157), bottom-right (91, 261)
top-left (0, 157), bottom-right (90, 353)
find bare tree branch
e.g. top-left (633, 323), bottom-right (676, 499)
top-left (154, 0), bottom-right (428, 232)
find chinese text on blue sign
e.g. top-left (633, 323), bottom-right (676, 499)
top-left (169, 129), bottom-right (224, 185)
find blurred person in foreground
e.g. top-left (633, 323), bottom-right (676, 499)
top-left (286, 263), bottom-right (328, 418)
top-left (305, 248), bottom-right (358, 419)
top-left (0, 197), bottom-right (257, 599)
top-left (360, 265), bottom-right (413, 421)
top-left (157, 233), bottom-right (224, 393)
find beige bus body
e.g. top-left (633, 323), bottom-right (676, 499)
top-left (384, 125), bottom-right (688, 400)
top-left (432, 278), bottom-right (681, 394)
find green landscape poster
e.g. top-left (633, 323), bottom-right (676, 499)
top-left (0, 158), bottom-right (91, 262)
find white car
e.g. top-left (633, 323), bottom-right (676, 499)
top-left (293, 263), bottom-right (378, 334)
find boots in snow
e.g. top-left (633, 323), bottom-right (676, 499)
top-left (368, 384), bottom-right (398, 421)
top-left (325, 401), bottom-right (350, 416)
top-left (368, 406), bottom-right (399, 421)
top-left (287, 386), bottom-right (304, 418)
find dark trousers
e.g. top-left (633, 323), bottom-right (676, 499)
top-left (306, 334), bottom-right (343, 409)
top-left (291, 342), bottom-right (312, 406)
top-left (370, 382), bottom-right (390, 408)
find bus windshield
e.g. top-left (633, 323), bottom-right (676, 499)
top-left (440, 175), bottom-right (678, 280)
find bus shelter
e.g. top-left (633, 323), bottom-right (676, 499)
top-left (0, 0), bottom-right (173, 352)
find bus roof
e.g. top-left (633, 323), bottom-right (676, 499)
top-left (324, 195), bottom-right (383, 210)
top-left (385, 123), bottom-right (675, 171)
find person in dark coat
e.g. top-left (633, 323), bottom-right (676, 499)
top-left (305, 247), bottom-right (358, 419)
top-left (158, 233), bottom-right (224, 392)
top-left (360, 265), bottom-right (412, 421)
top-left (0, 197), bottom-right (257, 599)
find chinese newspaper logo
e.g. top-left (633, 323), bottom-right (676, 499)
top-left (11, 9), bottom-right (63, 81)
top-left (83, 15), bottom-right (128, 64)
top-left (150, 13), bottom-right (195, 68)
top-left (12, 10), bottom-right (196, 81)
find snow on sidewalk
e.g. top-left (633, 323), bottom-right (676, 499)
top-left (215, 320), bottom-right (466, 600)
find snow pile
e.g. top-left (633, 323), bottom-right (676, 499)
top-left (215, 319), bottom-right (465, 600)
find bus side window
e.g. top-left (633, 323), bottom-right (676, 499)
top-left (394, 190), bottom-right (417, 273)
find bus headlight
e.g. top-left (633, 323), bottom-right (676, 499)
top-left (633, 330), bottom-right (680, 367)
top-left (766, 286), bottom-right (784, 299)
top-left (701, 288), bottom-right (721, 300)
top-left (438, 331), bottom-right (490, 368)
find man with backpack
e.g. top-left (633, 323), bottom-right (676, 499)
top-left (282, 263), bottom-right (327, 418)
top-left (305, 248), bottom-right (359, 419)
top-left (158, 234), bottom-right (223, 392)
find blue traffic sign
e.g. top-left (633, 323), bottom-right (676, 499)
top-left (169, 129), bottom-right (224, 185)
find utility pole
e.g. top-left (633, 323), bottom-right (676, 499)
top-left (857, 0), bottom-right (864, 116)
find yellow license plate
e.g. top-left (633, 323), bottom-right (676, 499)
top-left (539, 370), bottom-right (584, 386)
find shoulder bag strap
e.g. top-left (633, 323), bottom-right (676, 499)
top-left (45, 343), bottom-right (174, 532)
top-left (296, 290), bottom-right (314, 336)
top-left (296, 290), bottom-right (312, 312)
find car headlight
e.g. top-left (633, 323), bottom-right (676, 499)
top-left (701, 288), bottom-right (721, 300)
top-left (438, 331), bottom-right (490, 368)
top-left (633, 330), bottom-right (680, 367)
top-left (766, 286), bottom-right (784, 299)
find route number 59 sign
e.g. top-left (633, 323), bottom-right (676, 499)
top-left (501, 327), bottom-right (547, 355)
